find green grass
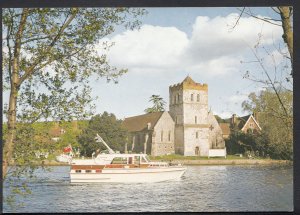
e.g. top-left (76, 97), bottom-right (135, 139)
top-left (149, 154), bottom-right (265, 161)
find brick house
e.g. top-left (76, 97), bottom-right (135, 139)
top-left (219, 113), bottom-right (262, 139)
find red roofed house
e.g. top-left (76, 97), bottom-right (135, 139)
top-left (219, 113), bottom-right (262, 139)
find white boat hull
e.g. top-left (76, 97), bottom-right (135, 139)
top-left (56, 154), bottom-right (72, 163)
top-left (70, 166), bottom-right (186, 183)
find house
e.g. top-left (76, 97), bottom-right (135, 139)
top-left (49, 123), bottom-right (66, 142)
top-left (49, 121), bottom-right (78, 142)
top-left (219, 113), bottom-right (262, 139)
top-left (122, 76), bottom-right (226, 157)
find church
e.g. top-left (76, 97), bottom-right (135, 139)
top-left (122, 76), bottom-right (226, 157)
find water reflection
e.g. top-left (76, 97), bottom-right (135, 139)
top-left (3, 165), bottom-right (293, 212)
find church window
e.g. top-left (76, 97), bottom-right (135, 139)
top-left (161, 131), bottom-right (164, 142)
top-left (174, 95), bottom-right (176, 104)
top-left (195, 116), bottom-right (197, 124)
top-left (196, 131), bottom-right (199, 139)
top-left (191, 94), bottom-right (194, 101)
top-left (177, 94), bottom-right (180, 103)
top-left (197, 94), bottom-right (200, 102)
top-left (168, 131), bottom-right (171, 141)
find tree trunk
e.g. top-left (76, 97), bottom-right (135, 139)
top-left (278, 6), bottom-right (293, 73)
top-left (3, 86), bottom-right (18, 179)
top-left (3, 8), bottom-right (29, 179)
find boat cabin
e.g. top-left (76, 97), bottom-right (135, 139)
top-left (70, 153), bottom-right (169, 174)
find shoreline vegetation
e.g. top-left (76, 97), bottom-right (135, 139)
top-left (10, 155), bottom-right (293, 166)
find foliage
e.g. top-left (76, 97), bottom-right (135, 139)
top-left (225, 130), bottom-right (268, 158)
top-left (2, 7), bottom-right (145, 209)
top-left (55, 121), bottom-right (84, 151)
top-left (144, 94), bottom-right (166, 113)
top-left (232, 88), bottom-right (293, 160)
top-left (3, 122), bottom-right (54, 208)
top-left (77, 112), bottom-right (128, 156)
top-left (2, 7), bottom-right (145, 179)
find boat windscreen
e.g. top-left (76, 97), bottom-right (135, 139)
top-left (145, 155), bottom-right (151, 162)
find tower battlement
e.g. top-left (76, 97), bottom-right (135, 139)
top-left (169, 76), bottom-right (208, 91)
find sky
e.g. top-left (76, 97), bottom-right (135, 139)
top-left (3, 7), bottom-right (290, 121)
top-left (88, 7), bottom-right (287, 119)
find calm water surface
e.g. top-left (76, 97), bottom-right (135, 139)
top-left (3, 165), bottom-right (293, 212)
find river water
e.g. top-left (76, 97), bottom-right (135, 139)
top-left (3, 165), bottom-right (293, 213)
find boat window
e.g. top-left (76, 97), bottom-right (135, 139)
top-left (75, 170), bottom-right (81, 173)
top-left (134, 156), bottom-right (140, 164)
top-left (141, 156), bottom-right (148, 163)
top-left (111, 157), bottom-right (128, 164)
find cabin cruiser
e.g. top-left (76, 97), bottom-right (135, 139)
top-left (69, 134), bottom-right (187, 183)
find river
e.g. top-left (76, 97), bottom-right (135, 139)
top-left (3, 165), bottom-right (293, 212)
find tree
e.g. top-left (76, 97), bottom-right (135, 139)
top-left (233, 7), bottom-right (293, 74)
top-left (242, 88), bottom-right (293, 160)
top-left (77, 112), bottom-right (128, 156)
top-left (2, 8), bottom-right (145, 179)
top-left (144, 95), bottom-right (166, 113)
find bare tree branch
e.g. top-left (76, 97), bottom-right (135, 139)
top-left (237, 8), bottom-right (282, 26)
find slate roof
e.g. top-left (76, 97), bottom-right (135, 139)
top-left (219, 123), bottom-right (231, 136)
top-left (235, 115), bottom-right (251, 130)
top-left (122, 111), bottom-right (164, 132)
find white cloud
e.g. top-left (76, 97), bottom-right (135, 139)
top-left (98, 25), bottom-right (189, 70)
top-left (213, 111), bottom-right (233, 119)
top-left (95, 13), bottom-right (283, 78)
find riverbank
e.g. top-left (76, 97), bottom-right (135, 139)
top-left (168, 159), bottom-right (292, 165)
top-left (22, 158), bottom-right (292, 166)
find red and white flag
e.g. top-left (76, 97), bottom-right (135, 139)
top-left (63, 145), bottom-right (72, 153)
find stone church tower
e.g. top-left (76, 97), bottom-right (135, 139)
top-left (169, 76), bottom-right (210, 156)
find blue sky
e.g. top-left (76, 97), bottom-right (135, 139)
top-left (3, 7), bottom-right (291, 121)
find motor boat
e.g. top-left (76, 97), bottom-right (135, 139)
top-left (69, 134), bottom-right (187, 183)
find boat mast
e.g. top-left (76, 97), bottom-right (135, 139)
top-left (95, 134), bottom-right (115, 154)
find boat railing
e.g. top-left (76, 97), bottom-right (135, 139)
top-left (149, 161), bottom-right (169, 167)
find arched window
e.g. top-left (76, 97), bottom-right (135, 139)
top-left (191, 94), bottom-right (194, 101)
top-left (174, 95), bottom-right (176, 104)
top-left (177, 94), bottom-right (180, 103)
top-left (161, 130), bottom-right (164, 142)
top-left (197, 94), bottom-right (200, 102)
top-left (196, 131), bottom-right (199, 139)
top-left (168, 131), bottom-right (171, 141)
top-left (195, 116), bottom-right (197, 124)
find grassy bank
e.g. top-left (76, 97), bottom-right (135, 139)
top-left (149, 154), bottom-right (249, 160)
top-left (10, 154), bottom-right (292, 166)
top-left (149, 154), bottom-right (292, 166)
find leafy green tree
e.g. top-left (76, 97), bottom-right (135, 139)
top-left (78, 112), bottom-right (128, 156)
top-left (242, 88), bottom-right (293, 160)
top-left (144, 94), bottom-right (166, 113)
top-left (54, 121), bottom-right (84, 152)
top-left (2, 8), bottom-right (145, 179)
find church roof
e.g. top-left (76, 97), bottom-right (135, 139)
top-left (122, 111), bottom-right (164, 132)
top-left (219, 123), bottom-right (231, 136)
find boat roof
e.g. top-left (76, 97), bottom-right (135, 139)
top-left (97, 153), bottom-right (148, 157)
